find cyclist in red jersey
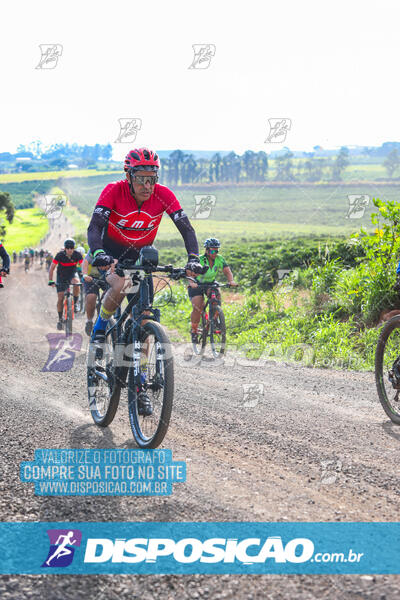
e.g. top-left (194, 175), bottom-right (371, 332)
top-left (88, 148), bottom-right (203, 349)
top-left (48, 238), bottom-right (83, 330)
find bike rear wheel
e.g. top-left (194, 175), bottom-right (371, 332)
top-left (210, 305), bottom-right (226, 358)
top-left (127, 321), bottom-right (174, 448)
top-left (87, 318), bottom-right (120, 427)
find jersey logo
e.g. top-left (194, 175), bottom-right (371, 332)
top-left (115, 217), bottom-right (158, 231)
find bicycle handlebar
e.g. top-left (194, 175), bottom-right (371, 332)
top-left (113, 261), bottom-right (238, 287)
top-left (117, 260), bottom-right (187, 280)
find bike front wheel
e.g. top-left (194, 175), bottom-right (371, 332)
top-left (64, 296), bottom-right (73, 338)
top-left (375, 315), bottom-right (400, 424)
top-left (127, 321), bottom-right (174, 448)
top-left (87, 318), bottom-right (120, 427)
top-left (192, 312), bottom-right (208, 356)
top-left (210, 305), bottom-right (226, 359)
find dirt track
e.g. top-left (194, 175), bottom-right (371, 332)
top-left (1, 218), bottom-right (400, 598)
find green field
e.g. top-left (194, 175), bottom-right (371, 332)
top-left (2, 208), bottom-right (49, 252)
top-left (0, 179), bottom-right (56, 209)
top-left (0, 169), bottom-right (120, 184)
top-left (59, 176), bottom-right (400, 242)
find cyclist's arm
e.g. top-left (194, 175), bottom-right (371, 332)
top-left (0, 244), bottom-right (10, 272)
top-left (169, 208), bottom-right (199, 259)
top-left (87, 191), bottom-right (113, 255)
top-left (223, 266), bottom-right (236, 285)
top-left (82, 257), bottom-right (89, 276)
top-left (48, 261), bottom-right (57, 281)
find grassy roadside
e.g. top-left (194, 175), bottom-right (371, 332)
top-left (2, 208), bottom-right (49, 252)
top-left (157, 284), bottom-right (377, 372)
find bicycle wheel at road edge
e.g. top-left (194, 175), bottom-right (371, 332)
top-left (375, 315), bottom-right (400, 424)
top-left (127, 321), bottom-right (174, 449)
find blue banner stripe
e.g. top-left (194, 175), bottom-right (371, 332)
top-left (0, 522), bottom-right (398, 574)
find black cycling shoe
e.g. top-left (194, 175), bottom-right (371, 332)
top-left (137, 392), bottom-right (153, 416)
top-left (57, 319), bottom-right (63, 330)
top-left (85, 320), bottom-right (93, 336)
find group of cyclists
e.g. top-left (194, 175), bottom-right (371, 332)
top-left (45, 148), bottom-right (237, 341)
top-left (1, 147), bottom-right (238, 412)
top-left (14, 247), bottom-right (54, 271)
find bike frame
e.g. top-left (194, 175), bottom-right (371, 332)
top-left (62, 281), bottom-right (82, 320)
top-left (104, 270), bottom-right (161, 393)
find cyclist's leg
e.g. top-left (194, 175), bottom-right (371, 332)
top-left (188, 286), bottom-right (205, 332)
top-left (70, 275), bottom-right (80, 307)
top-left (55, 279), bottom-right (69, 325)
top-left (91, 272), bottom-right (125, 338)
top-left (85, 291), bottom-right (97, 321)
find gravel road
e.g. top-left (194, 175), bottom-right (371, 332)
top-left (1, 218), bottom-right (400, 598)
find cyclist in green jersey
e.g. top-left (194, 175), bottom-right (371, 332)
top-left (188, 238), bottom-right (238, 342)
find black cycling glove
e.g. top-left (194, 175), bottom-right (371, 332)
top-left (92, 252), bottom-right (114, 268)
top-left (185, 261), bottom-right (207, 275)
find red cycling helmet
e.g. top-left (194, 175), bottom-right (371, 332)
top-left (124, 148), bottom-right (160, 172)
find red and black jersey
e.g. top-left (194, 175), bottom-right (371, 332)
top-left (87, 180), bottom-right (199, 260)
top-left (52, 250), bottom-right (83, 279)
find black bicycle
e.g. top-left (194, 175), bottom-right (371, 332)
top-left (86, 247), bottom-right (187, 449)
top-left (375, 315), bottom-right (400, 423)
top-left (191, 281), bottom-right (230, 359)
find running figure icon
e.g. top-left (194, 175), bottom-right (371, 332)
top-left (45, 531), bottom-right (77, 566)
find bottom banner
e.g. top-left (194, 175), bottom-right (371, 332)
top-left (0, 522), bottom-right (398, 574)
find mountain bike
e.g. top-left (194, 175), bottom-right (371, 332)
top-left (62, 282), bottom-right (83, 338)
top-left (191, 281), bottom-right (231, 359)
top-left (86, 247), bottom-right (187, 449)
top-left (74, 272), bottom-right (85, 314)
top-left (375, 315), bottom-right (400, 423)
